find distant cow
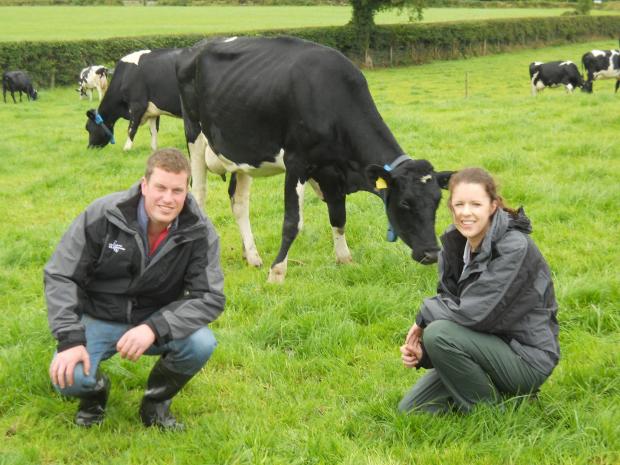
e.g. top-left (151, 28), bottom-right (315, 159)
top-left (581, 49), bottom-right (620, 93)
top-left (2, 70), bottom-right (38, 103)
top-left (85, 49), bottom-right (182, 150)
top-left (77, 66), bottom-right (109, 101)
top-left (177, 36), bottom-right (452, 283)
top-left (529, 61), bottom-right (584, 95)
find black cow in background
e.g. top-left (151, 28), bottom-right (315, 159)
top-left (2, 70), bottom-right (38, 103)
top-left (529, 61), bottom-right (585, 95)
top-left (85, 48), bottom-right (183, 150)
top-left (177, 36), bottom-right (453, 283)
top-left (581, 49), bottom-right (620, 93)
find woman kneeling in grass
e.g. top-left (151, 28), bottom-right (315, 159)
top-left (399, 167), bottom-right (559, 414)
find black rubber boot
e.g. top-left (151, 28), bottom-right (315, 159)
top-left (75, 372), bottom-right (110, 427)
top-left (139, 359), bottom-right (194, 431)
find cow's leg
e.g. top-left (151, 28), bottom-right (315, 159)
top-left (88, 89), bottom-right (93, 101)
top-left (148, 117), bottom-right (158, 151)
top-left (96, 85), bottom-right (102, 101)
top-left (326, 195), bottom-right (352, 264)
top-left (615, 80), bottom-right (620, 93)
top-left (185, 120), bottom-right (207, 207)
top-left (2, 85), bottom-right (6, 103)
top-left (296, 181), bottom-right (305, 232)
top-left (230, 172), bottom-right (262, 267)
top-left (19, 90), bottom-right (23, 102)
top-left (124, 102), bottom-right (147, 151)
top-left (308, 178), bottom-right (324, 201)
top-left (10, 90), bottom-right (16, 103)
top-left (268, 172), bottom-right (302, 283)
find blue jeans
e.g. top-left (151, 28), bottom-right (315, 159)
top-left (52, 314), bottom-right (217, 398)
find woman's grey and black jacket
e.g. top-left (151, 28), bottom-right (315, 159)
top-left (45, 183), bottom-right (225, 352)
top-left (415, 208), bottom-right (560, 376)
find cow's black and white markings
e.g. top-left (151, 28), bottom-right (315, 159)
top-left (177, 36), bottom-right (452, 283)
top-left (2, 70), bottom-right (38, 103)
top-left (529, 61), bottom-right (585, 95)
top-left (581, 49), bottom-right (620, 93)
top-left (77, 65), bottom-right (109, 101)
top-left (85, 48), bottom-right (183, 150)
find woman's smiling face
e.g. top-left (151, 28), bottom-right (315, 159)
top-left (450, 182), bottom-right (498, 250)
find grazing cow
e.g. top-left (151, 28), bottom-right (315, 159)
top-left (177, 36), bottom-right (452, 283)
top-left (2, 70), bottom-right (38, 103)
top-left (77, 65), bottom-right (109, 101)
top-left (529, 61), bottom-right (585, 95)
top-left (581, 49), bottom-right (620, 93)
top-left (85, 48), bottom-right (183, 150)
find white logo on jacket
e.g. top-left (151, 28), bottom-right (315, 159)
top-left (108, 240), bottom-right (126, 253)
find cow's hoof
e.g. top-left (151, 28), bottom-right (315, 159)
top-left (267, 264), bottom-right (286, 284)
top-left (243, 249), bottom-right (263, 268)
top-left (336, 254), bottom-right (353, 265)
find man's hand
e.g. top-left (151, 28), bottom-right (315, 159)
top-left (405, 323), bottom-right (424, 347)
top-left (400, 342), bottom-right (423, 369)
top-left (50, 345), bottom-right (90, 389)
top-left (116, 324), bottom-right (156, 362)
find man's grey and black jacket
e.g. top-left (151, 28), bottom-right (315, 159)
top-left (415, 208), bottom-right (560, 376)
top-left (45, 183), bottom-right (225, 352)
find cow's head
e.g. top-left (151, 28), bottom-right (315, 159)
top-left (85, 109), bottom-right (115, 148)
top-left (582, 81), bottom-right (593, 93)
top-left (30, 88), bottom-right (38, 101)
top-left (367, 159), bottom-right (452, 264)
top-left (76, 84), bottom-right (87, 98)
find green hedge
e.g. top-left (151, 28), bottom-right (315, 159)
top-left (1, 15), bottom-right (619, 87)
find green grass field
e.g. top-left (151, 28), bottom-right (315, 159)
top-left (1, 38), bottom-right (619, 464)
top-left (2, 6), bottom-right (618, 42)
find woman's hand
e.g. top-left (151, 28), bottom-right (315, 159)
top-left (400, 341), bottom-right (423, 369)
top-left (405, 323), bottom-right (423, 347)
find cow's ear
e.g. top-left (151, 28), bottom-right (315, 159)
top-left (366, 164), bottom-right (393, 191)
top-left (435, 171), bottom-right (454, 190)
top-left (86, 109), bottom-right (97, 121)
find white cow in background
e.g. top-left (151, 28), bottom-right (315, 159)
top-left (77, 66), bottom-right (109, 101)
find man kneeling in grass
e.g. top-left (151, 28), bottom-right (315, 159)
top-left (45, 148), bottom-right (225, 429)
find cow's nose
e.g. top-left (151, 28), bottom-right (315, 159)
top-left (421, 250), bottom-right (438, 264)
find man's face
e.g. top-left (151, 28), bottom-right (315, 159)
top-left (141, 167), bottom-right (189, 229)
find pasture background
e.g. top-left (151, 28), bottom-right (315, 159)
top-left (1, 38), bottom-right (619, 464)
top-left (2, 6), bottom-right (617, 42)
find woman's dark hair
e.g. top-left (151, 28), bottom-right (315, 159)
top-left (447, 167), bottom-right (519, 218)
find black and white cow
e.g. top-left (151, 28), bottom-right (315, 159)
top-left (2, 70), bottom-right (38, 103)
top-left (581, 49), bottom-right (620, 93)
top-left (77, 65), bottom-right (109, 101)
top-left (177, 36), bottom-right (452, 283)
top-left (529, 61), bottom-right (585, 95)
top-left (85, 48), bottom-right (183, 150)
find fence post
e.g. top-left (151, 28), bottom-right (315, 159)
top-left (465, 72), bottom-right (469, 98)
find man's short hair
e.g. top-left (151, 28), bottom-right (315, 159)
top-left (144, 148), bottom-right (191, 183)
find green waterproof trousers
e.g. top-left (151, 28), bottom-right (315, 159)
top-left (399, 320), bottom-right (548, 414)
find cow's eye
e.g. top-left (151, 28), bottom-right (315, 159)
top-left (399, 200), bottom-right (411, 211)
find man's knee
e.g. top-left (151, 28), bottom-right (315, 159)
top-left (189, 327), bottom-right (217, 362)
top-left (53, 363), bottom-right (97, 398)
top-left (171, 327), bottom-right (217, 371)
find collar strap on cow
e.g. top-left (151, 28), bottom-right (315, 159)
top-left (94, 112), bottom-right (116, 144)
top-left (384, 154), bottom-right (411, 172)
top-left (381, 154), bottom-right (411, 242)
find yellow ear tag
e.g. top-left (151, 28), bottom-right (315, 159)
top-left (375, 177), bottom-right (388, 190)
